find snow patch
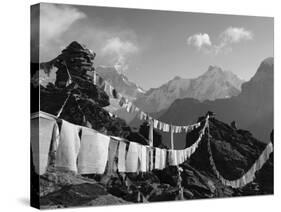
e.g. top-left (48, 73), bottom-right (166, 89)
top-left (137, 87), bottom-right (145, 93)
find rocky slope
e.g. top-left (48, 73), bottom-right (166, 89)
top-left (159, 57), bottom-right (273, 144)
top-left (134, 66), bottom-right (244, 113)
top-left (33, 41), bottom-right (273, 208)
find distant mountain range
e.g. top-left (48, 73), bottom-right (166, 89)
top-left (97, 65), bottom-right (244, 124)
top-left (80, 57), bottom-right (272, 144)
top-left (134, 65), bottom-right (244, 113)
top-left (159, 57), bottom-right (273, 146)
top-left (96, 66), bottom-right (145, 101)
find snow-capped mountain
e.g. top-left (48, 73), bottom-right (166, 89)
top-left (134, 66), bottom-right (244, 113)
top-left (96, 66), bottom-right (145, 101)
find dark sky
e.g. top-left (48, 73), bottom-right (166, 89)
top-left (38, 3), bottom-right (273, 90)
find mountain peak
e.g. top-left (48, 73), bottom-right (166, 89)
top-left (62, 41), bottom-right (96, 59)
top-left (261, 57), bottom-right (274, 67)
top-left (173, 76), bottom-right (182, 80)
top-left (134, 64), bottom-right (244, 113)
top-left (207, 65), bottom-right (223, 72)
top-left (202, 65), bottom-right (244, 87)
top-left (96, 66), bottom-right (145, 101)
top-left (242, 57), bottom-right (274, 87)
top-left (203, 65), bottom-right (224, 77)
top-left (66, 41), bottom-right (85, 50)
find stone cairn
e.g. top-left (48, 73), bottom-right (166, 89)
top-left (40, 41), bottom-right (112, 129)
top-left (54, 41), bottom-right (96, 88)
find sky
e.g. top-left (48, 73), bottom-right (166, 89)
top-left (34, 3), bottom-right (273, 90)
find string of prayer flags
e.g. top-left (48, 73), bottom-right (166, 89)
top-left (125, 142), bottom-right (139, 173)
top-left (207, 132), bottom-right (273, 188)
top-left (159, 149), bottom-right (167, 170)
top-left (126, 102), bottom-right (134, 113)
top-left (31, 114), bottom-right (58, 175)
top-left (56, 120), bottom-right (81, 173)
top-left (117, 139), bottom-right (127, 172)
top-left (105, 137), bottom-right (119, 175)
top-left (95, 72), bottom-right (203, 134)
top-left (119, 96), bottom-right (126, 107)
top-left (134, 106), bottom-right (140, 113)
top-left (32, 111), bottom-right (216, 176)
top-left (154, 148), bottom-right (161, 169)
top-left (154, 119), bottom-right (159, 129)
top-left (139, 145), bottom-right (148, 172)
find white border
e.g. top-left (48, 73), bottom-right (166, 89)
top-left (0, 0), bottom-right (279, 211)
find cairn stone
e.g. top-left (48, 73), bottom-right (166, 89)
top-left (54, 41), bottom-right (96, 87)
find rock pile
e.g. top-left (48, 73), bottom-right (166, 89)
top-left (55, 41), bottom-right (96, 87)
top-left (40, 41), bottom-right (133, 137)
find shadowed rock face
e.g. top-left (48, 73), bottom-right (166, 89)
top-left (33, 42), bottom-right (273, 208)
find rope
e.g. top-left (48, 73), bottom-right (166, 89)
top-left (56, 60), bottom-right (75, 118)
top-left (62, 60), bottom-right (72, 86)
top-left (73, 95), bottom-right (87, 124)
top-left (93, 71), bottom-right (97, 85)
top-left (56, 92), bottom-right (71, 118)
top-left (167, 116), bottom-right (209, 165)
top-left (206, 119), bottom-right (273, 188)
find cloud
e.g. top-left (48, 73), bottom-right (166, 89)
top-left (187, 33), bottom-right (212, 50)
top-left (101, 37), bottom-right (139, 72)
top-left (37, 4), bottom-right (139, 72)
top-left (187, 27), bottom-right (253, 55)
top-left (101, 37), bottom-right (138, 55)
top-left (40, 4), bottom-right (86, 46)
top-left (220, 27), bottom-right (253, 43)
